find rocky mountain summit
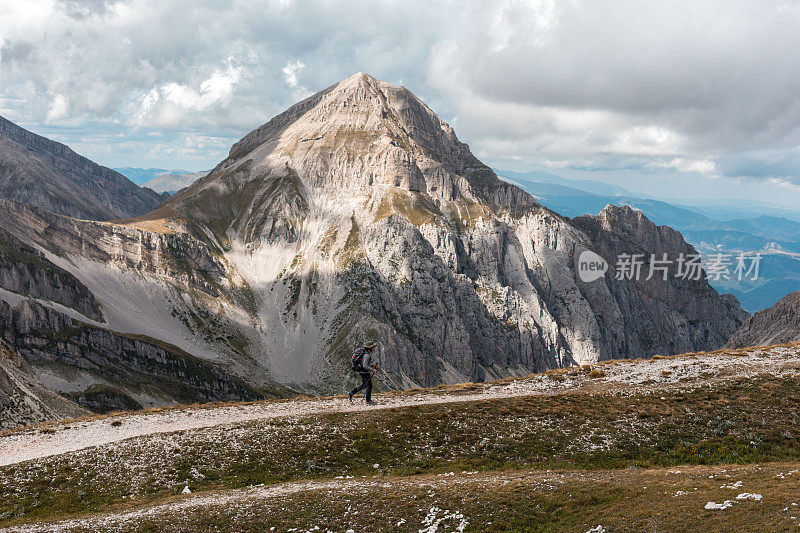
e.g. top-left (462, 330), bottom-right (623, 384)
top-left (0, 115), bottom-right (164, 220)
top-left (0, 73), bottom-right (747, 418)
top-left (728, 290), bottom-right (800, 348)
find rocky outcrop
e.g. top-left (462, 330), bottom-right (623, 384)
top-left (0, 227), bottom-right (102, 321)
top-left (572, 205), bottom-right (749, 356)
top-left (728, 290), bottom-right (800, 348)
top-left (0, 115), bottom-right (163, 220)
top-left (0, 339), bottom-right (89, 429)
top-left (0, 298), bottom-right (262, 411)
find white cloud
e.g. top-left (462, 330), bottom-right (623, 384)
top-left (2, 0), bottom-right (800, 190)
top-left (487, 0), bottom-right (559, 51)
top-left (665, 158), bottom-right (718, 176)
top-left (165, 63), bottom-right (241, 110)
top-left (130, 62), bottom-right (243, 127)
top-left (45, 93), bottom-right (69, 123)
top-left (767, 177), bottom-right (798, 189)
top-left (282, 60), bottom-right (304, 88)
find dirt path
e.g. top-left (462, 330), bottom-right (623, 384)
top-left (0, 344), bottom-right (797, 468)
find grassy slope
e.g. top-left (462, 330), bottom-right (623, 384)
top-left (98, 464), bottom-right (800, 532)
top-left (1, 361), bottom-right (800, 530)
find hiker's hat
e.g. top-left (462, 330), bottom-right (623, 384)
top-left (364, 340), bottom-right (376, 349)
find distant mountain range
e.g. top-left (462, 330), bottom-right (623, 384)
top-left (139, 171), bottom-right (208, 194)
top-left (497, 169), bottom-right (640, 198)
top-left (114, 167), bottom-right (193, 185)
top-left (114, 169), bottom-right (208, 194)
top-left (496, 169), bottom-right (800, 311)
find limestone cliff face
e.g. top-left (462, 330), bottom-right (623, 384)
top-left (142, 73), bottom-right (746, 387)
top-left (0, 74), bottom-right (748, 419)
top-left (0, 298), bottom-right (261, 410)
top-left (0, 227), bottom-right (103, 321)
top-left (728, 291), bottom-right (800, 348)
top-left (0, 201), bottom-right (226, 297)
top-left (572, 206), bottom-right (749, 357)
top-left (0, 202), bottom-right (264, 415)
top-left (0, 115), bottom-right (163, 220)
top-left (0, 339), bottom-right (88, 429)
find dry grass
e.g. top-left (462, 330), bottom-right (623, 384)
top-left (6, 372), bottom-right (800, 525)
top-left (373, 189), bottom-right (440, 227)
top-left (452, 199), bottom-right (493, 229)
top-left (109, 204), bottom-right (184, 235)
top-left (16, 463), bottom-right (800, 532)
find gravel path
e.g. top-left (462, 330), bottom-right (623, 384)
top-left (0, 344), bottom-right (797, 468)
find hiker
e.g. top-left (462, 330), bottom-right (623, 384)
top-left (349, 340), bottom-right (379, 404)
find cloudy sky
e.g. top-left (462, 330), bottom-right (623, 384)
top-left (2, 0), bottom-right (800, 205)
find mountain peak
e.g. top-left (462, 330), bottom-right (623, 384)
top-left (0, 83), bottom-right (746, 414)
top-left (339, 71), bottom-right (378, 86)
top-left (157, 73), bottom-right (536, 244)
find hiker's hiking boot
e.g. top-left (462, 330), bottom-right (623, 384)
top-left (366, 400), bottom-right (377, 405)
top-left (348, 392), bottom-right (354, 403)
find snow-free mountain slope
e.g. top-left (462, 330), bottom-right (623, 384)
top-left (132, 72), bottom-right (745, 384)
top-left (0, 116), bottom-right (163, 220)
top-left (0, 201), bottom-right (268, 415)
top-left (0, 338), bottom-right (89, 430)
top-left (728, 290), bottom-right (800, 348)
top-left (0, 74), bottom-right (747, 423)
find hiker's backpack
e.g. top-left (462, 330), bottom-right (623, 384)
top-left (351, 349), bottom-right (365, 371)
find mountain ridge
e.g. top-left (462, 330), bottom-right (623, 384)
top-left (728, 290), bottom-right (800, 348)
top-left (0, 115), bottom-right (164, 220)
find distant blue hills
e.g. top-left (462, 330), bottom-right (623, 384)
top-left (114, 167), bottom-right (192, 185)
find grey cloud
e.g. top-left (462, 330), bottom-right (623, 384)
top-left (427, 0), bottom-right (800, 178)
top-left (1, 0), bottom-right (799, 185)
top-left (717, 149), bottom-right (800, 181)
top-left (57, 0), bottom-right (122, 18)
top-left (0, 40), bottom-right (34, 63)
